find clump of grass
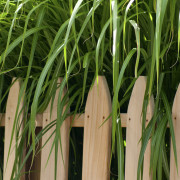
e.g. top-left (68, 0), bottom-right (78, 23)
top-left (0, 0), bottom-right (180, 179)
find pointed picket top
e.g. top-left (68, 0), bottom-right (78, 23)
top-left (125, 76), bottom-right (154, 180)
top-left (4, 78), bottom-right (25, 180)
top-left (82, 76), bottom-right (112, 180)
top-left (40, 78), bottom-right (70, 180)
top-left (170, 84), bottom-right (180, 180)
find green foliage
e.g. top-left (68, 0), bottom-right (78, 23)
top-left (0, 0), bottom-right (180, 179)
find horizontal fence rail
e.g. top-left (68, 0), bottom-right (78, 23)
top-left (0, 113), bottom-right (127, 128)
top-left (0, 76), bottom-right (179, 180)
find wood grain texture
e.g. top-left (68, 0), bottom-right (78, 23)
top-left (3, 78), bottom-right (25, 180)
top-left (1, 113), bottom-right (128, 128)
top-left (125, 76), bottom-right (154, 180)
top-left (120, 113), bottom-right (127, 127)
top-left (82, 76), bottom-right (112, 180)
top-left (143, 94), bottom-right (154, 180)
top-left (70, 114), bottom-right (84, 127)
top-left (170, 84), bottom-right (180, 179)
top-left (40, 79), bottom-right (70, 180)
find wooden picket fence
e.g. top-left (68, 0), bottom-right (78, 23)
top-left (0, 76), bottom-right (179, 180)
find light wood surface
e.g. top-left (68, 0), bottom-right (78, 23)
top-left (170, 84), bottom-right (180, 179)
top-left (3, 78), bottom-right (25, 180)
top-left (120, 113), bottom-right (128, 127)
top-left (125, 76), bottom-right (154, 180)
top-left (40, 79), bottom-right (70, 180)
top-left (82, 76), bottom-right (112, 180)
top-left (0, 113), bottom-right (127, 127)
top-left (143, 93), bottom-right (154, 179)
top-left (70, 114), bottom-right (84, 127)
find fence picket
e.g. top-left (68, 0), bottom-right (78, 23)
top-left (3, 78), bottom-right (25, 180)
top-left (82, 76), bottom-right (112, 180)
top-left (170, 84), bottom-right (180, 179)
top-left (40, 78), bottom-right (70, 180)
top-left (125, 76), bottom-right (154, 180)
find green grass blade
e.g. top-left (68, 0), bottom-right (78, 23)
top-left (161, 90), bottom-right (178, 172)
top-left (129, 20), bottom-right (140, 77)
top-left (64, 0), bottom-right (83, 78)
top-left (112, 48), bottom-right (136, 152)
top-left (178, 11), bottom-right (180, 58)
